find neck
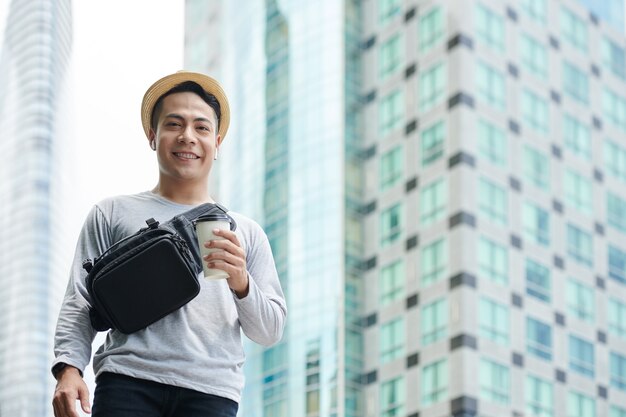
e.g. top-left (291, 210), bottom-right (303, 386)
top-left (152, 178), bottom-right (214, 205)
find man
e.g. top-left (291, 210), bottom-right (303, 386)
top-left (52, 71), bottom-right (287, 417)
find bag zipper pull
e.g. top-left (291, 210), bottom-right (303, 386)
top-left (145, 218), bottom-right (159, 229)
top-left (83, 259), bottom-right (93, 273)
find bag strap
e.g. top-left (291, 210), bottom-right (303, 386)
top-left (84, 217), bottom-right (163, 271)
top-left (178, 202), bottom-right (230, 222)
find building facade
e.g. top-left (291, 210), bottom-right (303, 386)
top-left (185, 0), bottom-right (626, 416)
top-left (0, 0), bottom-right (74, 416)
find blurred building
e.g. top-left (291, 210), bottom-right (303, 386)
top-left (185, 0), bottom-right (626, 416)
top-left (0, 0), bottom-right (74, 416)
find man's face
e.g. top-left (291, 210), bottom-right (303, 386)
top-left (149, 92), bottom-right (222, 184)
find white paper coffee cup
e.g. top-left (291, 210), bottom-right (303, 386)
top-left (194, 214), bottom-right (233, 279)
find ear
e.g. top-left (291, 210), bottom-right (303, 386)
top-left (148, 129), bottom-right (156, 149)
top-left (213, 135), bottom-right (223, 160)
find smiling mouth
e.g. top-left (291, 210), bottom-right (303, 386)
top-left (173, 152), bottom-right (200, 160)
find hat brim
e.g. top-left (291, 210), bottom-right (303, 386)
top-left (141, 71), bottom-right (230, 140)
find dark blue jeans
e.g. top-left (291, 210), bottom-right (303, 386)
top-left (92, 372), bottom-right (238, 417)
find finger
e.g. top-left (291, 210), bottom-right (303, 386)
top-left (207, 240), bottom-right (246, 261)
top-left (204, 249), bottom-right (244, 265)
top-left (205, 260), bottom-right (236, 276)
top-left (78, 385), bottom-right (92, 414)
top-left (63, 395), bottom-right (79, 417)
top-left (52, 400), bottom-right (60, 417)
top-left (53, 393), bottom-right (76, 417)
top-left (205, 239), bottom-right (245, 258)
top-left (212, 229), bottom-right (241, 247)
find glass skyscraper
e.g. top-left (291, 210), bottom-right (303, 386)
top-left (185, 0), bottom-right (626, 416)
top-left (0, 0), bottom-right (74, 416)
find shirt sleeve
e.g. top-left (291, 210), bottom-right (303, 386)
top-left (233, 220), bottom-right (287, 347)
top-left (51, 204), bottom-right (112, 375)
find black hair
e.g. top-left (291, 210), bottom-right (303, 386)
top-left (150, 81), bottom-right (221, 132)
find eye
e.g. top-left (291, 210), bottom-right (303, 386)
top-left (197, 125), bottom-right (211, 132)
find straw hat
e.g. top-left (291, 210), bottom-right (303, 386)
top-left (141, 71), bottom-right (230, 139)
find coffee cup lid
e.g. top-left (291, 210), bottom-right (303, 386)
top-left (194, 213), bottom-right (236, 231)
top-left (196, 213), bottom-right (230, 221)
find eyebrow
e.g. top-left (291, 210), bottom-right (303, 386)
top-left (164, 113), bottom-right (215, 126)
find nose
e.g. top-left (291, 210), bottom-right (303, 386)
top-left (177, 125), bottom-right (196, 144)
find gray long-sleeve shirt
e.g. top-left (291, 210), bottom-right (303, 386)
top-left (52, 191), bottom-right (287, 403)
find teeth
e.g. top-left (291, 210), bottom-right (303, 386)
top-left (175, 152), bottom-right (198, 159)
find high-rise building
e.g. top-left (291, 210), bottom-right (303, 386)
top-left (0, 1), bottom-right (74, 416)
top-left (185, 0), bottom-right (626, 416)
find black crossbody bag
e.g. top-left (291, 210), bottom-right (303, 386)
top-left (83, 203), bottom-right (236, 334)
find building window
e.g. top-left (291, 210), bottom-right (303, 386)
top-left (605, 140), bottom-right (626, 183)
top-left (479, 237), bottom-right (508, 285)
top-left (263, 343), bottom-right (288, 417)
top-left (305, 341), bottom-right (321, 416)
top-left (306, 390), bottom-right (319, 416)
top-left (422, 359), bottom-right (448, 406)
top-left (611, 406), bottom-right (626, 417)
top-left (527, 317), bottom-right (552, 361)
top-left (603, 89), bottom-right (626, 133)
top-left (564, 169), bottom-right (592, 215)
top-left (380, 260), bottom-right (404, 306)
top-left (523, 145), bottom-right (550, 190)
top-left (422, 238), bottom-right (447, 287)
top-left (526, 375), bottom-right (554, 417)
top-left (611, 352), bottom-right (626, 392)
top-left (523, 202), bottom-right (550, 246)
top-left (380, 318), bottom-right (404, 363)
top-left (380, 146), bottom-right (403, 190)
top-left (479, 297), bottom-right (509, 345)
top-left (476, 62), bottom-right (505, 111)
top-left (478, 119), bottom-right (507, 166)
top-left (563, 114), bottom-right (591, 160)
top-left (380, 377), bottom-right (405, 417)
top-left (420, 178), bottom-right (446, 226)
top-left (379, 0), bottom-right (402, 25)
top-left (567, 278), bottom-right (594, 323)
top-left (566, 224), bottom-right (593, 268)
top-left (609, 245), bottom-right (626, 284)
top-left (478, 178), bottom-right (507, 225)
top-left (345, 217), bottom-right (360, 256)
top-left (264, 401), bottom-right (287, 417)
top-left (379, 34), bottom-right (403, 80)
top-left (561, 7), bottom-right (588, 52)
top-left (602, 37), bottom-right (626, 80)
top-left (379, 90), bottom-right (404, 136)
top-left (520, 33), bottom-right (548, 78)
top-left (475, 3), bottom-right (504, 51)
top-left (526, 258), bottom-right (551, 302)
top-left (608, 192), bottom-right (626, 234)
top-left (419, 63), bottom-right (446, 113)
top-left (568, 391), bottom-right (595, 417)
top-left (480, 358), bottom-right (510, 405)
top-left (380, 203), bottom-right (403, 247)
top-left (563, 61), bottom-right (589, 104)
top-left (609, 298), bottom-right (626, 340)
top-left (521, 0), bottom-right (546, 24)
top-left (421, 298), bottom-right (448, 346)
top-left (419, 7), bottom-right (444, 53)
top-left (569, 335), bottom-right (595, 378)
top-left (421, 121), bottom-right (445, 166)
top-left (522, 89), bottom-right (549, 134)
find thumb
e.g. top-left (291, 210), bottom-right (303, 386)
top-left (78, 384), bottom-right (91, 414)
